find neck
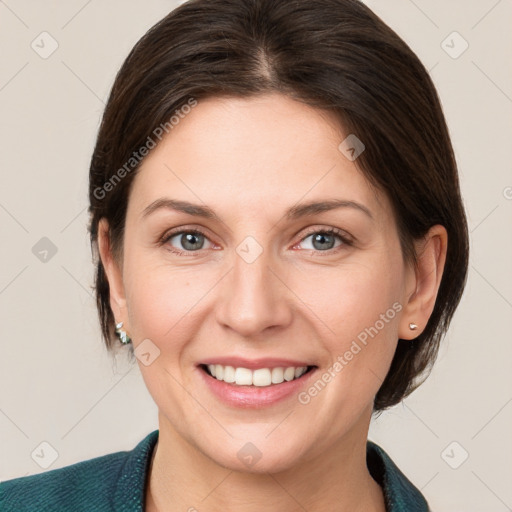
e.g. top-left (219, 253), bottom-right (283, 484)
top-left (146, 411), bottom-right (385, 512)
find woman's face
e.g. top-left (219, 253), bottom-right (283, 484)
top-left (103, 92), bottom-right (419, 472)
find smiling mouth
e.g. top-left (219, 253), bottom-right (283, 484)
top-left (199, 364), bottom-right (317, 387)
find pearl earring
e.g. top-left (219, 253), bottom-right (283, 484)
top-left (409, 322), bottom-right (418, 331)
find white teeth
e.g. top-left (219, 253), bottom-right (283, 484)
top-left (223, 365), bottom-right (236, 383)
top-left (271, 367), bottom-right (284, 383)
top-left (205, 364), bottom-right (309, 387)
top-left (284, 367), bottom-right (295, 381)
top-left (294, 367), bottom-right (305, 378)
top-left (234, 367), bottom-right (253, 385)
top-left (252, 368), bottom-right (271, 387)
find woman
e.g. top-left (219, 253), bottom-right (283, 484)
top-left (1, 0), bottom-right (469, 510)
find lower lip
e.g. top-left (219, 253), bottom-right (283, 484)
top-left (197, 365), bottom-right (317, 409)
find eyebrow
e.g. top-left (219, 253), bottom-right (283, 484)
top-left (141, 198), bottom-right (373, 222)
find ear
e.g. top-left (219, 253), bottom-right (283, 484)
top-left (398, 224), bottom-right (448, 340)
top-left (97, 218), bottom-right (128, 328)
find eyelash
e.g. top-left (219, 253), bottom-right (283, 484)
top-left (159, 226), bottom-right (353, 257)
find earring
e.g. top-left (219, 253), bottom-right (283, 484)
top-left (409, 322), bottom-right (418, 331)
top-left (115, 321), bottom-right (132, 344)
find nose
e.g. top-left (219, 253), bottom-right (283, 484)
top-left (215, 246), bottom-right (293, 338)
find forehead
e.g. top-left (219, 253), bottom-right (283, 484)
top-left (129, 93), bottom-right (388, 223)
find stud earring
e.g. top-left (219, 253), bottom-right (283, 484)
top-left (409, 322), bottom-right (418, 331)
top-left (115, 321), bottom-right (132, 345)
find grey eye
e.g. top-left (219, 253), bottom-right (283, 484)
top-left (301, 232), bottom-right (343, 251)
top-left (168, 231), bottom-right (211, 251)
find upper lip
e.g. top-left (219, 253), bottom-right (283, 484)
top-left (199, 357), bottom-right (316, 370)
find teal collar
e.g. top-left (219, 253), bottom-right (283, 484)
top-left (115, 430), bottom-right (429, 511)
top-left (367, 440), bottom-right (430, 511)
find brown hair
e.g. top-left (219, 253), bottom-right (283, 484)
top-left (88, 0), bottom-right (469, 411)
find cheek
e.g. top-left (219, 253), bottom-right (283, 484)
top-left (294, 256), bottom-right (403, 342)
top-left (122, 253), bottom-right (204, 342)
top-left (293, 254), bottom-right (403, 390)
top-left (290, 259), bottom-right (403, 442)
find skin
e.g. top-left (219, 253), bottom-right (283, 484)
top-left (98, 92), bottom-right (447, 511)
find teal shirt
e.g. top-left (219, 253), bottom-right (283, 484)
top-left (1, 430), bottom-right (429, 511)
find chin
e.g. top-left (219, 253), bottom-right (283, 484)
top-left (220, 451), bottom-right (300, 475)
top-left (200, 433), bottom-right (307, 474)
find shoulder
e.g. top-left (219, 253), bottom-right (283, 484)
top-left (1, 451), bottom-right (126, 511)
top-left (367, 440), bottom-right (431, 512)
top-left (1, 430), bottom-right (159, 512)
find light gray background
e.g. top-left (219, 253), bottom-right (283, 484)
top-left (1, 1), bottom-right (511, 510)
